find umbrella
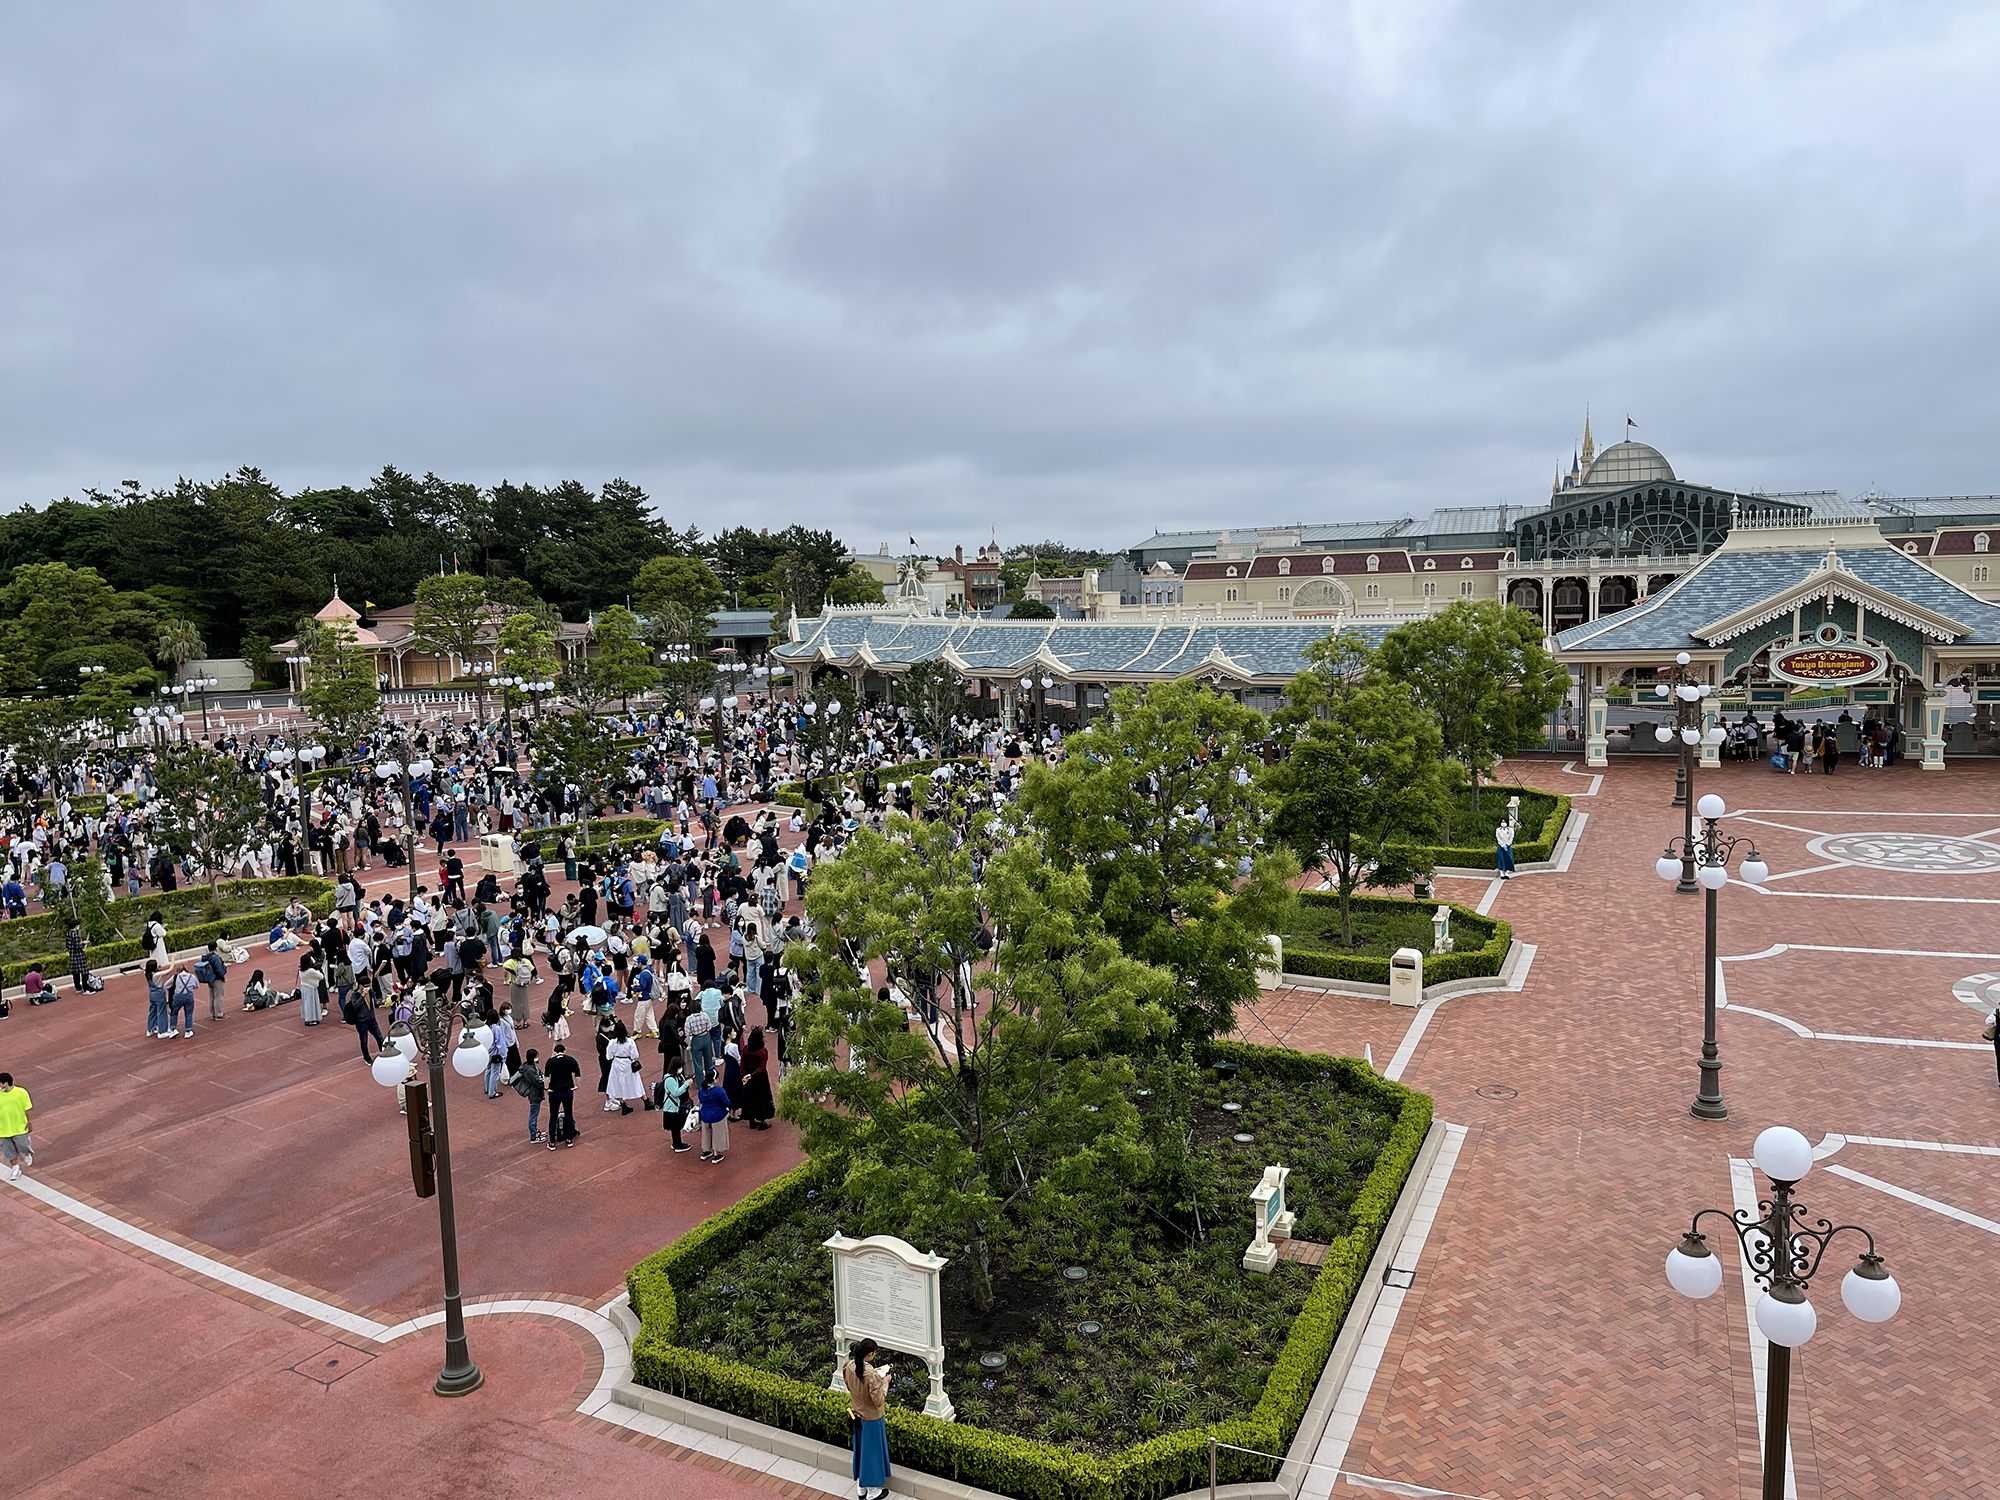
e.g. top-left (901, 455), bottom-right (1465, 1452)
top-left (566, 925), bottom-right (607, 948)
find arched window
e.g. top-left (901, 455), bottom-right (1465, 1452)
top-left (1423, 580), bottom-right (1437, 597)
top-left (1460, 556), bottom-right (1474, 569)
top-left (1322, 556), bottom-right (1336, 573)
top-left (1510, 583), bottom-right (1538, 609)
top-left (1226, 587), bottom-right (1237, 602)
top-left (1460, 580), bottom-right (1475, 597)
top-left (1278, 557), bottom-right (1291, 575)
top-left (1226, 565), bottom-right (1238, 577)
top-left (1424, 558), bottom-right (1437, 570)
top-left (1365, 582), bottom-right (1379, 599)
top-left (1554, 582), bottom-right (1584, 609)
top-left (1975, 533), bottom-right (1990, 553)
top-left (1600, 581), bottom-right (1628, 608)
top-left (1278, 585), bottom-right (1290, 601)
top-left (1366, 555), bottom-right (1380, 572)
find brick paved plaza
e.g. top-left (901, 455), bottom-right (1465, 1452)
top-left (5, 756), bottom-right (1997, 1499)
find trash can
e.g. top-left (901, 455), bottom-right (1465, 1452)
top-left (1257, 935), bottom-right (1283, 991)
top-left (1390, 947), bottom-right (1424, 1008)
top-left (479, 833), bottom-right (518, 876)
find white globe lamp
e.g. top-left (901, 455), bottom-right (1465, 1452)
top-left (1696, 793), bottom-right (1726, 820)
top-left (451, 1034), bottom-right (488, 1078)
top-left (1840, 1257), bottom-right (1902, 1323)
top-left (1753, 1126), bottom-right (1814, 1184)
top-left (1755, 1290), bottom-right (1818, 1347)
top-left (1665, 1234), bottom-right (1724, 1299)
top-left (371, 1050), bottom-right (411, 1087)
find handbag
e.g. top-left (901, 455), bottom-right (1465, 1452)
top-left (1984, 1014), bottom-right (1997, 1042)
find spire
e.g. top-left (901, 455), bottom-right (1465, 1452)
top-left (1581, 406), bottom-right (1595, 467)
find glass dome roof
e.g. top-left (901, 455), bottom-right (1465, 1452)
top-left (1579, 440), bottom-right (1675, 489)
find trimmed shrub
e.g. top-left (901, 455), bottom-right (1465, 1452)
top-left (775, 758), bottom-right (985, 810)
top-left (1281, 895), bottom-right (1511, 986)
top-left (1387, 786), bottom-right (1571, 870)
top-left (626, 1041), bottom-right (1433, 1500)
top-left (3, 876), bottom-right (336, 986)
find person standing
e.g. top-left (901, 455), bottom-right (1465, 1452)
top-left (517, 1048), bottom-right (548, 1143)
top-left (655, 1070), bottom-right (692, 1153)
top-left (144, 960), bottom-right (171, 1038)
top-left (606, 1021), bottom-right (645, 1116)
top-left (64, 918), bottom-right (92, 994)
top-left (298, 950), bottom-right (327, 1025)
top-left (1494, 819), bottom-right (1515, 881)
top-left (740, 1026), bottom-right (775, 1130)
top-left (0, 1073), bottom-right (32, 1181)
top-left (544, 1043), bottom-right (582, 1148)
top-left (696, 1069), bottom-right (730, 1163)
top-left (168, 962), bottom-right (197, 1039)
top-left (843, 1338), bottom-right (892, 1500)
top-left (198, 940), bottom-right (230, 1021)
top-left (344, 983), bottom-right (386, 1063)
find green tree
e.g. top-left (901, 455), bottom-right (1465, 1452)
top-left (1018, 680), bottom-right (1296, 1039)
top-left (298, 622), bottom-right (381, 749)
top-left (824, 564), bottom-right (886, 607)
top-left (1267, 681), bottom-right (1456, 946)
top-left (144, 745), bottom-right (272, 899)
top-left (797, 674), bottom-right (861, 764)
top-left (630, 554), bottom-right (725, 618)
top-left (410, 574), bottom-right (495, 678)
top-left (901, 658), bottom-right (968, 754)
top-left (155, 618), bottom-right (207, 680)
top-left (1373, 600), bottom-right (1568, 817)
top-left (0, 699), bottom-right (92, 796)
top-left (495, 608), bottom-right (560, 710)
top-left (532, 708), bottom-right (623, 848)
top-left (1006, 598), bottom-right (1056, 620)
top-left (782, 814), bottom-right (1176, 1311)
top-left (589, 605), bottom-right (658, 708)
top-left (238, 632), bottom-right (274, 686)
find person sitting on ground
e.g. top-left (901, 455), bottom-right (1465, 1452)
top-left (241, 968), bottom-right (288, 1010)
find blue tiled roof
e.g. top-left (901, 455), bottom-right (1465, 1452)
top-left (1554, 541), bottom-right (2000, 653)
top-left (773, 613), bottom-right (1348, 680)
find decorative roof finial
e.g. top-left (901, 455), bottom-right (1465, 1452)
top-left (1581, 406), bottom-right (1595, 467)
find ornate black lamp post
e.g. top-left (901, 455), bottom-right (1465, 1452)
top-left (369, 981), bottom-right (488, 1396)
top-left (1647, 650), bottom-right (1725, 891)
top-left (1665, 1125), bottom-right (1902, 1500)
top-left (1654, 793), bottom-right (1768, 1120)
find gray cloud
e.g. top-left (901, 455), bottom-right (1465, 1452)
top-left (2, 0), bottom-right (1996, 549)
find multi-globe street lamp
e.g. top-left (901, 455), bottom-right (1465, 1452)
top-left (375, 738), bottom-right (435, 909)
top-left (1664, 1125), bottom-right (1901, 1500)
top-left (1653, 793), bottom-right (1769, 1120)
top-left (1649, 651), bottom-right (1727, 891)
top-left (1018, 673), bottom-right (1054, 746)
top-left (176, 674), bottom-right (219, 739)
top-left (368, 981), bottom-right (486, 1396)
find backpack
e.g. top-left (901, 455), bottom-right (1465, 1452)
top-left (340, 993), bottom-right (364, 1024)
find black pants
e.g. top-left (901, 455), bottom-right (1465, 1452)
top-left (549, 1093), bottom-right (577, 1141)
top-left (353, 1011), bottom-right (385, 1061)
top-left (663, 1107), bottom-right (687, 1147)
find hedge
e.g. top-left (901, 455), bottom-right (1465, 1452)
top-left (3, 876), bottom-right (337, 987)
top-left (4, 794), bottom-right (109, 814)
top-left (775, 757), bottom-right (985, 810)
top-left (1281, 894), bottom-right (1512, 986)
top-left (1388, 785), bottom-right (1571, 870)
top-left (625, 1040), bottom-right (1433, 1500)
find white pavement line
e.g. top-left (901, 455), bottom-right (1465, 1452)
top-left (1748, 889), bottom-right (2000, 906)
top-left (1307, 1123), bottom-right (1469, 1489)
top-left (1557, 761), bottom-right (1604, 797)
top-left (1718, 979), bottom-right (1982, 1049)
top-left (1736, 809), bottom-right (1998, 818)
top-left (1813, 1033), bottom-right (1986, 1051)
top-left (0, 1174), bottom-right (630, 1416)
top-left (1813, 1134), bottom-right (1847, 1161)
top-left (1824, 1165), bottom-right (2000, 1238)
top-left (1730, 816), bottom-right (1833, 838)
top-left (1755, 862), bottom-right (1851, 884)
top-left (1474, 879), bottom-right (1503, 916)
top-left (1835, 1134), bottom-right (2000, 1156)
top-left (1380, 945), bottom-right (1536, 1085)
top-left (1551, 810), bottom-right (1588, 873)
top-left (1730, 1158), bottom-right (1799, 1500)
top-left (1739, 944), bottom-right (2000, 961)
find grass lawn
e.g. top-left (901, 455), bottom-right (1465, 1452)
top-left (670, 1062), bottom-right (1398, 1456)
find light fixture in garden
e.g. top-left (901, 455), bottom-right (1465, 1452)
top-left (1653, 792), bottom-right (1769, 1119)
top-left (1665, 1125), bottom-right (1900, 1500)
top-left (367, 982), bottom-right (483, 1396)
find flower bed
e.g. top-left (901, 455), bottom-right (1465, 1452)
top-left (1280, 894), bottom-right (1510, 986)
top-left (626, 1041), bottom-right (1432, 1500)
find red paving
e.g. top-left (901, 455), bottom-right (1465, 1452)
top-left (9, 761), bottom-right (2000, 1498)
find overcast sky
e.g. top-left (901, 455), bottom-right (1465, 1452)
top-left (3, 2), bottom-right (1996, 551)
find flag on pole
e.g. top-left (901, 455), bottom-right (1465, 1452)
top-left (1626, 415), bottom-right (1638, 432)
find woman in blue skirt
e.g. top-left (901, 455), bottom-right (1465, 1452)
top-left (843, 1337), bottom-right (891, 1500)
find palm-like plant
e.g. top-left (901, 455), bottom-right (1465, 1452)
top-left (155, 619), bottom-right (207, 681)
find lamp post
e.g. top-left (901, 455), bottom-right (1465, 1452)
top-left (369, 982), bottom-right (485, 1395)
top-left (1654, 792), bottom-right (1768, 1119)
top-left (176, 675), bottom-right (219, 739)
top-left (486, 672), bottom-right (521, 759)
top-left (376, 739), bottom-right (435, 909)
top-left (285, 653), bottom-right (311, 697)
top-left (1665, 1125), bottom-right (1901, 1500)
top-left (1649, 651), bottom-right (1725, 892)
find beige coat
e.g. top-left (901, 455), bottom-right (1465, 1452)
top-left (843, 1358), bottom-right (888, 1421)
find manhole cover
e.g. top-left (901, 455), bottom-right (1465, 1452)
top-left (289, 1344), bottom-right (376, 1385)
top-left (1475, 1085), bottom-right (1519, 1101)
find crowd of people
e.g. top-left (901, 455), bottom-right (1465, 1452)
top-left (1719, 707), bottom-right (1903, 773)
top-left (0, 685), bottom-right (1070, 1181)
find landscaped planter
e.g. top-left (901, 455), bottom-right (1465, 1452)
top-left (626, 1042), bottom-right (1432, 1500)
top-left (1279, 895), bottom-right (1511, 987)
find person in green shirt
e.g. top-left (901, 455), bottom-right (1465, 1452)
top-left (0, 1073), bottom-right (31, 1181)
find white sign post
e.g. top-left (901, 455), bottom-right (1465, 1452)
top-left (824, 1231), bottom-right (955, 1421)
top-left (1242, 1165), bottom-right (1295, 1275)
